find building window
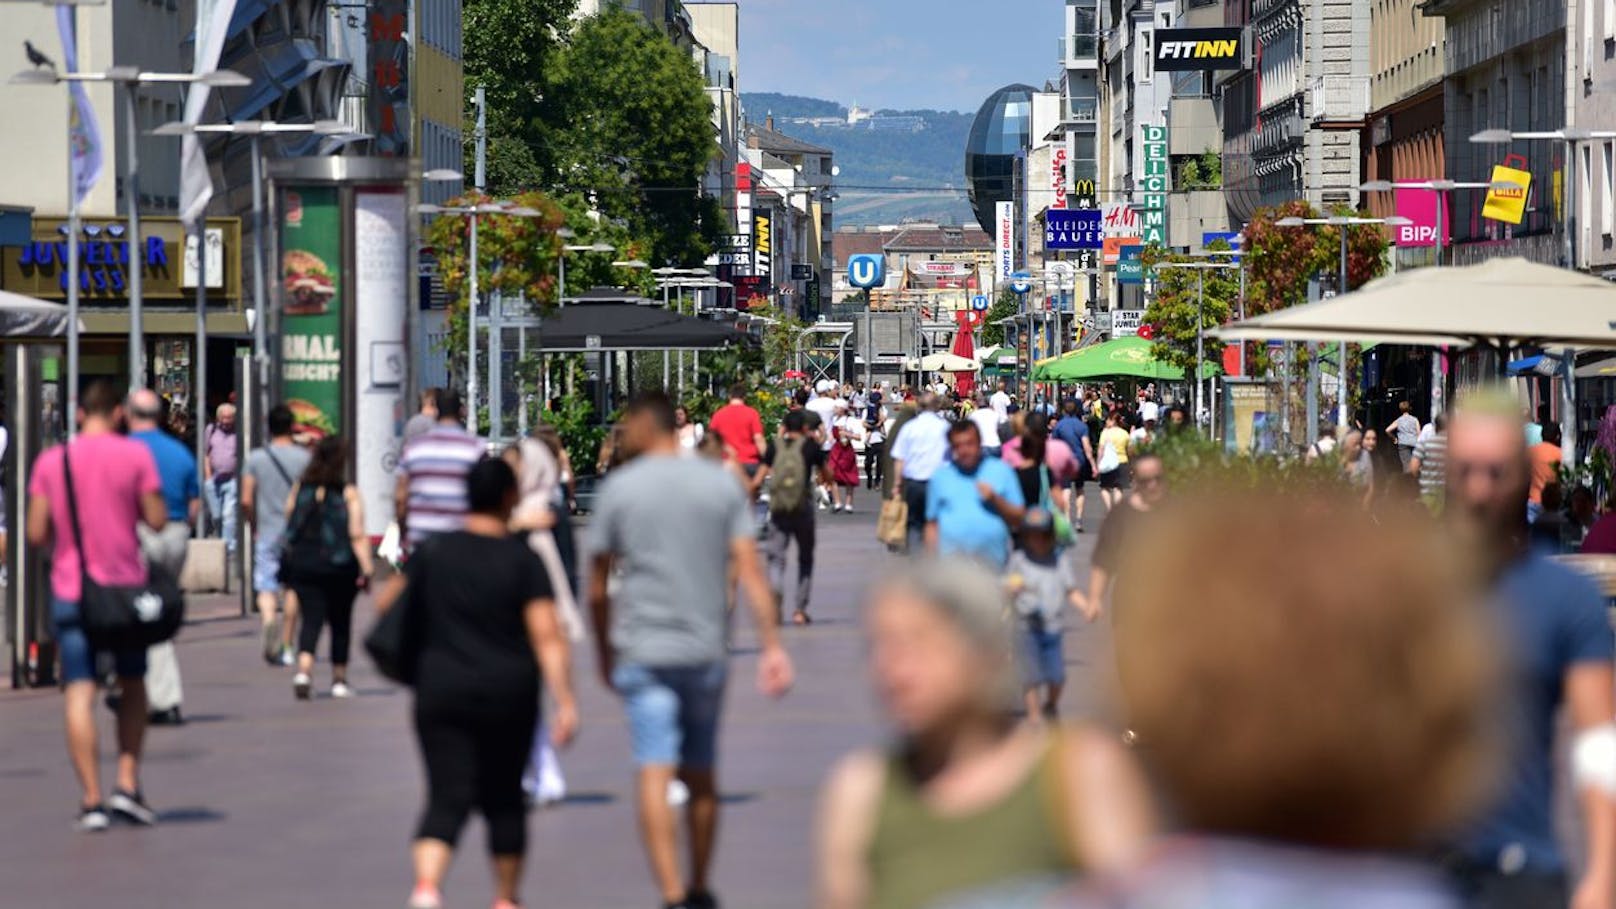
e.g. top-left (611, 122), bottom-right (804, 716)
top-left (1602, 141), bottom-right (1614, 237)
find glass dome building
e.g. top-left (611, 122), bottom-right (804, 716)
top-left (965, 84), bottom-right (1036, 235)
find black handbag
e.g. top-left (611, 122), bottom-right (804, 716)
top-left (61, 445), bottom-right (186, 649)
top-left (364, 555), bottom-right (422, 686)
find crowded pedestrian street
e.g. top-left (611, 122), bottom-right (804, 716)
top-left (0, 505), bottom-right (1118, 908)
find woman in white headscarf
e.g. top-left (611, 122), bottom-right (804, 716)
top-left (504, 432), bottom-right (586, 807)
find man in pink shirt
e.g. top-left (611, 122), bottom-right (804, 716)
top-left (26, 381), bottom-right (167, 832)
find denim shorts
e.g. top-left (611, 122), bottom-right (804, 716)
top-left (1019, 627), bottom-right (1066, 688)
top-left (612, 662), bottom-right (728, 769)
top-left (51, 596), bottom-right (147, 684)
top-left (253, 536), bottom-right (282, 594)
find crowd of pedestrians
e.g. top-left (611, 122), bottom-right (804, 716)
top-left (19, 371), bottom-right (1616, 909)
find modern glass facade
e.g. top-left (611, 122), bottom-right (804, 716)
top-left (965, 84), bottom-right (1035, 234)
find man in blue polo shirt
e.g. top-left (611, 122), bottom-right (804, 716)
top-left (924, 420), bottom-right (1025, 569)
top-left (128, 389), bottom-right (199, 726)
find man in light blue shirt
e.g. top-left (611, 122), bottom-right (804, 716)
top-left (890, 394), bottom-right (953, 552)
top-left (925, 420), bottom-right (1025, 569)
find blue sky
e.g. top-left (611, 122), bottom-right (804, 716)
top-left (736, 0), bottom-right (1059, 112)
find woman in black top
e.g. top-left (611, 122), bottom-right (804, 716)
top-left (376, 458), bottom-right (579, 909)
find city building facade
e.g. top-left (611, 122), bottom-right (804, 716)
top-left (742, 118), bottom-right (835, 319)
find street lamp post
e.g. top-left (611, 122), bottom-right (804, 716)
top-left (1276, 214), bottom-right (1412, 433)
top-left (11, 63), bottom-right (249, 396)
top-left (1471, 128), bottom-right (1616, 468)
top-left (1153, 261), bottom-right (1239, 432)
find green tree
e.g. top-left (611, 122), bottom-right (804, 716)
top-left (1244, 200), bottom-right (1390, 318)
top-left (547, 9), bottom-right (723, 266)
top-left (1141, 243), bottom-right (1240, 374)
top-left (980, 291), bottom-right (1020, 347)
top-left (462, 0), bottom-right (577, 193)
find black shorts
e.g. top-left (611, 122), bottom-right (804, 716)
top-left (1098, 464), bottom-right (1130, 490)
top-left (1071, 462), bottom-right (1093, 486)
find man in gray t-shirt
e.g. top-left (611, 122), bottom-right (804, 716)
top-left (239, 403), bottom-right (313, 665)
top-left (586, 392), bottom-right (793, 908)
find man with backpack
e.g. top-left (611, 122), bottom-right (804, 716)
top-left (240, 404), bottom-right (313, 666)
top-left (754, 410), bottom-right (829, 626)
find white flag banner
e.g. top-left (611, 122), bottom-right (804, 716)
top-left (56, 8), bottom-right (103, 206)
top-left (179, 0), bottom-right (238, 232)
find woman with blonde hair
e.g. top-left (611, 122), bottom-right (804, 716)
top-left (1068, 485), bottom-right (1501, 908)
top-left (504, 432), bottom-right (586, 807)
top-left (816, 560), bottom-right (1152, 909)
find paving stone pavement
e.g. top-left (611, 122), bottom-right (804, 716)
top-left (0, 499), bottom-right (1119, 909)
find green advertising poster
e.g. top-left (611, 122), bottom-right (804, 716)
top-left (278, 185), bottom-right (343, 440)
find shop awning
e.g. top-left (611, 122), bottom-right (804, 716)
top-left (0, 289), bottom-right (79, 338)
top-left (535, 297), bottom-right (747, 352)
top-left (1032, 336), bottom-right (1217, 382)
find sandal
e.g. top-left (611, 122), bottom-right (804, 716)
top-left (792, 610), bottom-right (812, 626)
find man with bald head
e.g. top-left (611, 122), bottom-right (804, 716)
top-left (1445, 394), bottom-right (1616, 909)
top-left (202, 402), bottom-right (239, 563)
top-left (128, 390), bottom-right (199, 725)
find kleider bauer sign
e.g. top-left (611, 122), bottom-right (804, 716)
top-left (1153, 27), bottom-right (1244, 71)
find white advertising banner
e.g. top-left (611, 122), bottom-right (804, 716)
top-left (353, 189), bottom-right (408, 537)
top-left (995, 200), bottom-right (1015, 284)
top-left (912, 261), bottom-right (973, 277)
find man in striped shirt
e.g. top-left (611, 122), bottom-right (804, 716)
top-left (395, 389), bottom-right (485, 549)
top-left (1409, 412), bottom-right (1447, 508)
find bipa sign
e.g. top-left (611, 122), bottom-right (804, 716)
top-left (1393, 188), bottom-right (1448, 249)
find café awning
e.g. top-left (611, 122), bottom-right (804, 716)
top-left (0, 289), bottom-right (78, 338)
top-left (536, 289), bottom-right (747, 352)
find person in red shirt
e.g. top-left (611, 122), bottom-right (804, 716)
top-left (707, 383), bottom-right (767, 475)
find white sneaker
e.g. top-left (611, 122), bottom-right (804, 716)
top-left (330, 682), bottom-right (355, 699)
top-left (293, 673), bottom-right (311, 700)
top-left (667, 779), bottom-right (690, 807)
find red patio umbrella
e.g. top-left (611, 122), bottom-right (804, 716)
top-left (950, 325), bottom-right (977, 399)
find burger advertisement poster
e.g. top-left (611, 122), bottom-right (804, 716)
top-left (278, 186), bottom-right (343, 440)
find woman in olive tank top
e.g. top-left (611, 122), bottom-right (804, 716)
top-left (815, 561), bottom-right (1153, 909)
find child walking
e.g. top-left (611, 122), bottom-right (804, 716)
top-left (1005, 508), bottom-right (1084, 722)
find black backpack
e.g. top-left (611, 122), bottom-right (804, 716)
top-left (279, 485), bottom-right (358, 583)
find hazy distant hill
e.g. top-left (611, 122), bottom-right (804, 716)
top-left (742, 92), bottom-right (978, 229)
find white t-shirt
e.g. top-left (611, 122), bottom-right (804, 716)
top-left (990, 391), bottom-right (1012, 416)
top-left (806, 395), bottom-right (839, 430)
top-left (970, 408), bottom-right (1004, 448)
top-left (1139, 400), bottom-right (1160, 424)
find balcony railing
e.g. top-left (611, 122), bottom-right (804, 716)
top-left (1059, 35), bottom-right (1100, 65)
top-left (1064, 97), bottom-right (1099, 123)
top-left (1309, 75), bottom-right (1369, 123)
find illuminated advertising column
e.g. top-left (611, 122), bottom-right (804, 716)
top-left (269, 158), bottom-right (415, 537)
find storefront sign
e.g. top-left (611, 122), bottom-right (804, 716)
top-left (1153, 27), bottom-right (1244, 71)
top-left (4, 216), bottom-right (240, 302)
top-left (1139, 125), bottom-right (1170, 246)
top-left (913, 261), bottom-right (973, 276)
top-left (1112, 309), bottom-right (1145, 336)
top-left (354, 188), bottom-right (407, 533)
top-left (752, 210), bottom-right (773, 279)
top-left (995, 201), bottom-right (1015, 283)
top-left (1117, 245), bottom-right (1147, 284)
top-left (1483, 159), bottom-right (1532, 226)
top-left (1073, 178), bottom-right (1097, 209)
top-left (1103, 235), bottom-right (1142, 266)
top-left (1051, 147), bottom-right (1068, 210)
top-left (1045, 209), bottom-right (1104, 250)
top-left (279, 186), bottom-right (344, 441)
top-left (367, 0), bottom-right (410, 156)
top-left (1393, 189), bottom-right (1449, 248)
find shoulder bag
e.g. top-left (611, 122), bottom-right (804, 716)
top-left (62, 445), bottom-right (186, 649)
top-left (365, 548), bottom-right (424, 686)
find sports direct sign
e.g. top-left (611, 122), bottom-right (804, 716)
top-left (995, 201), bottom-right (1015, 283)
top-left (1393, 188), bottom-right (1449, 248)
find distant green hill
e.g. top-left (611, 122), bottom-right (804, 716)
top-left (741, 92), bottom-right (978, 228)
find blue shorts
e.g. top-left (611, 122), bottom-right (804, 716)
top-left (1019, 627), bottom-right (1066, 688)
top-left (51, 596), bottom-right (147, 685)
top-left (612, 662), bottom-right (728, 769)
top-left (253, 536), bottom-right (282, 594)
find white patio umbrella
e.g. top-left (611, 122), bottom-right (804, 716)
top-left (1213, 257), bottom-right (1616, 350)
top-left (0, 288), bottom-right (80, 338)
top-left (915, 351), bottom-right (981, 373)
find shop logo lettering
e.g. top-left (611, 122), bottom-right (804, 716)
top-left (1158, 39), bottom-right (1238, 61)
top-left (17, 228), bottom-right (170, 293)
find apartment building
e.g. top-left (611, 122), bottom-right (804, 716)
top-left (1363, 0), bottom-right (1446, 268)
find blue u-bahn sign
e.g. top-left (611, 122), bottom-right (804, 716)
top-left (847, 254), bottom-right (886, 289)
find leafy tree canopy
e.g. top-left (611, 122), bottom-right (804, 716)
top-left (1244, 200), bottom-right (1390, 318)
top-left (981, 290), bottom-right (1020, 347)
top-left (1141, 241), bottom-right (1240, 374)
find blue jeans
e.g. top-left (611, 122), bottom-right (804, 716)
top-left (51, 596), bottom-right (147, 684)
top-left (1019, 626), bottom-right (1066, 688)
top-left (611, 662), bottom-right (728, 769)
top-left (204, 476), bottom-right (238, 556)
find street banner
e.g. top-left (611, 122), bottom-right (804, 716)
top-left (178, 0), bottom-right (237, 230)
top-left (912, 261), bottom-right (973, 276)
top-left (56, 8), bottom-right (104, 208)
top-left (995, 201), bottom-right (1015, 283)
top-left (1483, 158), bottom-right (1532, 225)
top-left (1201, 230), bottom-right (1243, 260)
top-left (1045, 209), bottom-right (1103, 250)
top-left (1153, 27), bottom-right (1245, 71)
top-left (1393, 188), bottom-right (1448, 247)
top-left (367, 0), bottom-right (410, 156)
top-left (279, 186), bottom-right (344, 441)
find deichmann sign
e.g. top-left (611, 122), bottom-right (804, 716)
top-left (4, 216), bottom-right (242, 302)
top-left (1153, 27), bottom-right (1244, 71)
top-left (1139, 125), bottom-right (1170, 247)
top-left (279, 185), bottom-right (344, 440)
top-left (995, 201), bottom-right (1015, 283)
top-left (1045, 209), bottom-right (1103, 250)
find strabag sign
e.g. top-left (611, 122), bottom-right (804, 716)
top-left (1153, 27), bottom-right (1244, 71)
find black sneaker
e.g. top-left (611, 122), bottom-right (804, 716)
top-left (148, 706), bottom-right (185, 726)
top-left (75, 804), bottom-right (110, 833)
top-left (686, 892), bottom-right (720, 909)
top-left (107, 789), bottom-right (157, 826)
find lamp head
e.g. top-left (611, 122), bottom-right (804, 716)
top-left (1470, 128), bottom-right (1515, 144)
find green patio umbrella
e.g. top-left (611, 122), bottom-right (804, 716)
top-left (1032, 336), bottom-right (1216, 382)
